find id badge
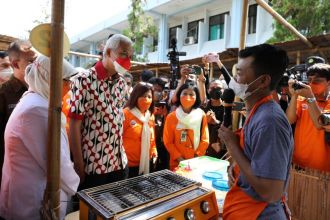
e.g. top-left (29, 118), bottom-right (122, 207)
top-left (180, 130), bottom-right (187, 142)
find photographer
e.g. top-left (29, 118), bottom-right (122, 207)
top-left (170, 64), bottom-right (207, 106)
top-left (286, 63), bottom-right (330, 172)
top-left (149, 77), bottom-right (170, 170)
top-left (201, 79), bottom-right (226, 158)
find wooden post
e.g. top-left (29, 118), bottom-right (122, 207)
top-left (43, 0), bottom-right (65, 219)
top-left (232, 0), bottom-right (249, 131)
top-left (296, 51), bottom-right (301, 65)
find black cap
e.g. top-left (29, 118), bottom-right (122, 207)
top-left (305, 56), bottom-right (325, 67)
top-left (141, 69), bottom-right (154, 82)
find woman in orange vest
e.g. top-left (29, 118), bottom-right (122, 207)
top-left (123, 82), bottom-right (157, 178)
top-left (163, 83), bottom-right (209, 170)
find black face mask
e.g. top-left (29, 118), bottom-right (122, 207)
top-left (209, 88), bottom-right (222, 100)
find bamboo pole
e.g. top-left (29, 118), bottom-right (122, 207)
top-left (43, 0), bottom-right (65, 219)
top-left (296, 51), bottom-right (301, 65)
top-left (232, 0), bottom-right (249, 131)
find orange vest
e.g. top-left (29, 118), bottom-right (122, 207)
top-left (122, 108), bottom-right (157, 167)
top-left (223, 95), bottom-right (273, 220)
top-left (163, 110), bottom-right (209, 170)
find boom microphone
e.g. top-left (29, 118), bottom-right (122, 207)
top-left (222, 88), bottom-right (235, 127)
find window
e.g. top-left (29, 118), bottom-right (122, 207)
top-left (209, 12), bottom-right (228, 41)
top-left (248, 4), bottom-right (257, 34)
top-left (187, 19), bottom-right (204, 43)
top-left (168, 25), bottom-right (182, 48)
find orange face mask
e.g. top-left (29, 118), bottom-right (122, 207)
top-left (180, 96), bottom-right (196, 109)
top-left (137, 97), bottom-right (152, 112)
top-left (310, 83), bottom-right (327, 96)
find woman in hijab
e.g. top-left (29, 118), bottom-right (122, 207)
top-left (163, 83), bottom-right (209, 170)
top-left (122, 82), bottom-right (157, 178)
top-left (0, 55), bottom-right (80, 220)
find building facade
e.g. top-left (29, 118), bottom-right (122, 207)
top-left (69, 0), bottom-right (274, 67)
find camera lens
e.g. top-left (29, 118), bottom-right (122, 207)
top-left (318, 113), bottom-right (330, 126)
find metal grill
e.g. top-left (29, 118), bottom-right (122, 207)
top-left (78, 169), bottom-right (200, 217)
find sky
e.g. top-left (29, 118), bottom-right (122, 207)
top-left (1, 0), bottom-right (131, 39)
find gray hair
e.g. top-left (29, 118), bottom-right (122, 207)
top-left (103, 34), bottom-right (133, 57)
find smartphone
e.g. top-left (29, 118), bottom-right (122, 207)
top-left (189, 65), bottom-right (202, 75)
top-left (207, 54), bottom-right (219, 63)
top-left (232, 102), bottom-right (245, 111)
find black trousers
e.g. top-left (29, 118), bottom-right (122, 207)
top-left (79, 166), bottom-right (129, 190)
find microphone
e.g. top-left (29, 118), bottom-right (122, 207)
top-left (222, 88), bottom-right (235, 127)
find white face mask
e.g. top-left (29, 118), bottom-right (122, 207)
top-left (229, 76), bottom-right (263, 100)
top-left (0, 67), bottom-right (13, 82)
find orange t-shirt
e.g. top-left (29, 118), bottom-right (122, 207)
top-left (294, 97), bottom-right (330, 171)
top-left (123, 108), bottom-right (157, 167)
top-left (62, 92), bottom-right (71, 134)
top-left (163, 109), bottom-right (209, 170)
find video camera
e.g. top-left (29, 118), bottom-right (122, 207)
top-left (278, 56), bottom-right (326, 91)
top-left (167, 38), bottom-right (186, 89)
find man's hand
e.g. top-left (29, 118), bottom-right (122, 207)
top-left (210, 143), bottom-right (221, 153)
top-left (218, 124), bottom-right (240, 155)
top-left (180, 65), bottom-right (190, 82)
top-left (206, 110), bottom-right (219, 125)
top-left (74, 162), bottom-right (86, 183)
top-left (227, 162), bottom-right (236, 188)
top-left (288, 79), bottom-right (314, 98)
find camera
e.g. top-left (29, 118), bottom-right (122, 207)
top-left (167, 38), bottom-right (186, 89)
top-left (278, 56), bottom-right (326, 92)
top-left (318, 113), bottom-right (330, 126)
top-left (292, 81), bottom-right (305, 90)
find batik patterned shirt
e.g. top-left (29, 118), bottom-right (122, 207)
top-left (68, 61), bottom-right (128, 174)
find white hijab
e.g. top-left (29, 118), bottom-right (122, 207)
top-left (24, 55), bottom-right (76, 100)
top-left (24, 55), bottom-right (77, 128)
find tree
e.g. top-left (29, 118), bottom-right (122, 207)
top-left (123, 0), bottom-right (158, 61)
top-left (268, 0), bottom-right (330, 43)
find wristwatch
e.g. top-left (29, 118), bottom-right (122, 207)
top-left (306, 97), bottom-right (316, 103)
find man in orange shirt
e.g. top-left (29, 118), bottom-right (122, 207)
top-left (286, 63), bottom-right (330, 172)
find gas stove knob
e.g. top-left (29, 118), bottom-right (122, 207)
top-left (200, 201), bottom-right (210, 214)
top-left (184, 208), bottom-right (196, 220)
top-left (167, 217), bottom-right (175, 220)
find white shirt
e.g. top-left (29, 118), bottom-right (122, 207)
top-left (0, 92), bottom-right (80, 220)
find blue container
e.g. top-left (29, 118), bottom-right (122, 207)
top-left (202, 171), bottom-right (223, 181)
top-left (212, 179), bottom-right (229, 191)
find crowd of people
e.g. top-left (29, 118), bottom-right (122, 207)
top-left (0, 33), bottom-right (329, 219)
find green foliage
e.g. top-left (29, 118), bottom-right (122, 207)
top-left (268, 0), bottom-right (330, 43)
top-left (123, 0), bottom-right (158, 61)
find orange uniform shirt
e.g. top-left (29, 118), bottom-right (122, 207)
top-left (62, 92), bottom-right (71, 134)
top-left (294, 97), bottom-right (330, 172)
top-left (163, 110), bottom-right (209, 170)
top-left (123, 108), bottom-right (157, 167)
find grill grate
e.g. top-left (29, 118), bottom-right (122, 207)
top-left (78, 169), bottom-right (199, 216)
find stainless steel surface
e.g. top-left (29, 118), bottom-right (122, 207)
top-left (78, 169), bottom-right (200, 218)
